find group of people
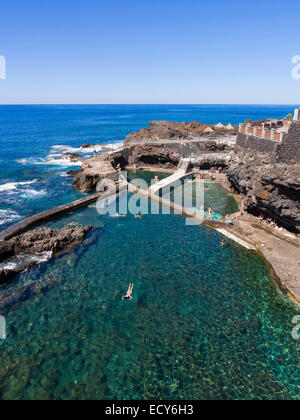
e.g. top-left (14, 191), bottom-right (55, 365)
top-left (116, 162), bottom-right (141, 173)
top-left (224, 210), bottom-right (244, 225)
top-left (93, 150), bottom-right (103, 157)
top-left (260, 213), bottom-right (279, 230)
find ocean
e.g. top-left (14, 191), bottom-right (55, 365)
top-left (0, 105), bottom-right (299, 400)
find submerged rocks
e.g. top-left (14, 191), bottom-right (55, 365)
top-left (0, 226), bottom-right (92, 283)
top-left (0, 273), bottom-right (64, 315)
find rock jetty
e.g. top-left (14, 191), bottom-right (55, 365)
top-left (0, 226), bottom-right (92, 283)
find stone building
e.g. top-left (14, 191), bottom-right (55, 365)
top-left (237, 108), bottom-right (300, 163)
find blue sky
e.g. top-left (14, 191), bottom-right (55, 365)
top-left (0, 0), bottom-right (299, 104)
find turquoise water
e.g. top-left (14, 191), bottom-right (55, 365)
top-left (127, 169), bottom-right (171, 188)
top-left (161, 179), bottom-right (239, 219)
top-left (127, 170), bottom-right (239, 218)
top-left (0, 195), bottom-right (299, 400)
top-left (203, 182), bottom-right (239, 217)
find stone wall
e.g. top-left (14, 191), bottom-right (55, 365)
top-left (236, 132), bottom-right (278, 155)
top-left (237, 121), bottom-right (300, 163)
top-left (109, 140), bottom-right (234, 170)
top-left (276, 121), bottom-right (300, 163)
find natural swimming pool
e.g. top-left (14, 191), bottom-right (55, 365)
top-left (0, 193), bottom-right (299, 400)
top-left (127, 170), bottom-right (239, 219)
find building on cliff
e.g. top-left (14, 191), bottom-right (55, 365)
top-left (237, 108), bottom-right (300, 163)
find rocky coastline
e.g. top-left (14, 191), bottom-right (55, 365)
top-left (71, 119), bottom-right (299, 234)
top-left (226, 147), bottom-right (300, 233)
top-left (0, 226), bottom-right (92, 283)
top-left (1, 117), bottom-right (299, 306)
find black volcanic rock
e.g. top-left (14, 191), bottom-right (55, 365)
top-left (0, 226), bottom-right (92, 283)
top-left (63, 152), bottom-right (82, 162)
top-left (72, 172), bottom-right (103, 191)
top-left (125, 120), bottom-right (237, 144)
top-left (226, 147), bottom-right (300, 233)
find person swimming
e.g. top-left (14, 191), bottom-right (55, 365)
top-left (208, 206), bottom-right (214, 220)
top-left (220, 239), bottom-right (227, 247)
top-left (122, 283), bottom-right (134, 301)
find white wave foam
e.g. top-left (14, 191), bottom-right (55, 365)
top-left (40, 157), bottom-right (83, 167)
top-left (17, 156), bottom-right (82, 167)
top-left (0, 252), bottom-right (53, 271)
top-left (17, 142), bottom-right (123, 169)
top-left (16, 158), bottom-right (33, 165)
top-left (51, 142), bottom-right (123, 155)
top-left (0, 209), bottom-right (21, 226)
top-left (21, 188), bottom-right (47, 199)
top-left (0, 180), bottom-right (37, 193)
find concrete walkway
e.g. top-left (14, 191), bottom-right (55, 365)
top-left (0, 184), bottom-right (127, 241)
top-left (217, 215), bottom-right (300, 305)
top-left (148, 158), bottom-right (192, 195)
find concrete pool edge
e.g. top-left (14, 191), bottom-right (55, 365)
top-left (1, 175), bottom-right (299, 307)
top-left (127, 181), bottom-right (300, 307)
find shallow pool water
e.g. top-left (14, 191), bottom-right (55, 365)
top-left (127, 169), bottom-right (172, 188)
top-left (161, 179), bottom-right (239, 219)
top-left (0, 194), bottom-right (299, 400)
top-left (128, 170), bottom-right (239, 219)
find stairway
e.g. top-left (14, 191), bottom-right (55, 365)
top-left (148, 158), bottom-right (192, 195)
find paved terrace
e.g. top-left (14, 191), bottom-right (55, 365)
top-left (81, 155), bottom-right (119, 181)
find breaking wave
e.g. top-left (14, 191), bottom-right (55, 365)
top-left (0, 180), bottom-right (37, 193)
top-left (17, 157), bottom-right (83, 167)
top-left (0, 252), bottom-right (53, 272)
top-left (0, 209), bottom-right (21, 226)
top-left (50, 142), bottom-right (123, 155)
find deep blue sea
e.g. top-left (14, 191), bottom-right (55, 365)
top-left (0, 105), bottom-right (299, 400)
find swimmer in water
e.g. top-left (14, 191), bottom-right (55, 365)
top-left (134, 214), bottom-right (143, 219)
top-left (208, 206), bottom-right (214, 220)
top-left (122, 283), bottom-right (134, 301)
top-left (220, 239), bottom-right (226, 247)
